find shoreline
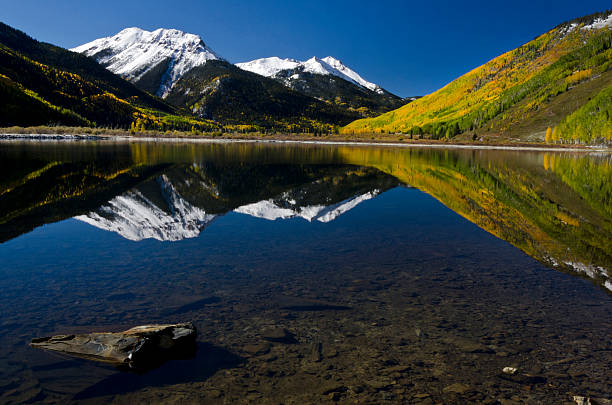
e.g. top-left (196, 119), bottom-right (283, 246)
top-left (0, 132), bottom-right (610, 153)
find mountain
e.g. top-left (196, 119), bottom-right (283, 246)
top-left (236, 56), bottom-right (406, 117)
top-left (3, 142), bottom-right (610, 292)
top-left (72, 28), bottom-right (403, 126)
top-left (342, 10), bottom-right (612, 144)
top-left (0, 23), bottom-right (358, 131)
top-left (164, 59), bottom-right (360, 128)
top-left (0, 152), bottom-right (169, 243)
top-left (71, 27), bottom-right (221, 97)
top-left (0, 22), bottom-right (221, 131)
top-left (331, 146), bottom-right (612, 293)
top-left (237, 56), bottom-right (382, 92)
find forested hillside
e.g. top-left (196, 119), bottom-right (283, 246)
top-left (165, 60), bottom-right (360, 131)
top-left (343, 11), bottom-right (612, 144)
top-left (0, 23), bottom-right (359, 132)
top-left (0, 22), bottom-right (221, 131)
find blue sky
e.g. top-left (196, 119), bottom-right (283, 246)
top-left (1, 0), bottom-right (610, 96)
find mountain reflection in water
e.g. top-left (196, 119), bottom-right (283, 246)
top-left (1, 141), bottom-right (609, 292)
top-left (73, 165), bottom-right (398, 242)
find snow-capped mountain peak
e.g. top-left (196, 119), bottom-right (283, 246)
top-left (319, 56), bottom-right (382, 93)
top-left (71, 27), bottom-right (221, 97)
top-left (236, 56), bottom-right (383, 94)
top-left (234, 56), bottom-right (301, 77)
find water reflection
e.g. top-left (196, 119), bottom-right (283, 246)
top-left (1, 141), bottom-right (610, 291)
top-left (74, 164), bottom-right (399, 241)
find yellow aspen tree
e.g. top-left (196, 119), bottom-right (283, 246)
top-left (552, 126), bottom-right (560, 143)
top-left (545, 127), bottom-right (552, 143)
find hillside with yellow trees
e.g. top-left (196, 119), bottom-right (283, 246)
top-left (0, 22), bottom-right (363, 134)
top-left (343, 10), bottom-right (612, 144)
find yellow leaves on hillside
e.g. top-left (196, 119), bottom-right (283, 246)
top-left (555, 211), bottom-right (580, 227)
top-left (565, 69), bottom-right (592, 85)
top-left (342, 21), bottom-right (595, 135)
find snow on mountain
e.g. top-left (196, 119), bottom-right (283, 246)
top-left (234, 190), bottom-right (379, 223)
top-left (560, 11), bottom-right (612, 35)
top-left (583, 11), bottom-right (612, 30)
top-left (236, 56), bottom-right (384, 94)
top-left (71, 27), bottom-right (221, 97)
top-left (319, 56), bottom-right (382, 93)
top-left (234, 56), bottom-right (301, 77)
top-left (75, 175), bottom-right (216, 241)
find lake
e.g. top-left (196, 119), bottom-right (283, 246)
top-left (0, 140), bottom-right (610, 404)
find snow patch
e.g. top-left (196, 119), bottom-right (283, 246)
top-left (236, 56), bottom-right (383, 93)
top-left (582, 13), bottom-right (612, 30)
top-left (563, 261), bottom-right (608, 279)
top-left (317, 191), bottom-right (379, 222)
top-left (234, 56), bottom-right (301, 77)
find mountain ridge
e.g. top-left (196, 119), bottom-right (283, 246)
top-left (164, 59), bottom-right (361, 128)
top-left (0, 21), bottom-right (222, 130)
top-left (236, 56), bottom-right (405, 116)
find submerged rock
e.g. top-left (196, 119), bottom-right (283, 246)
top-left (442, 383), bottom-right (472, 395)
top-left (261, 327), bottom-right (296, 344)
top-left (30, 323), bottom-right (197, 371)
top-left (574, 397), bottom-right (612, 405)
top-left (502, 366), bottom-right (518, 375)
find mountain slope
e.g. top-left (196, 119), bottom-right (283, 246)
top-left (72, 27), bottom-right (221, 97)
top-left (0, 22), bottom-right (170, 113)
top-left (237, 56), bottom-right (406, 117)
top-left (0, 156), bottom-right (168, 243)
top-left (342, 10), bottom-right (612, 143)
top-left (328, 147), bottom-right (611, 293)
top-left (0, 22), bottom-right (222, 130)
top-left (164, 59), bottom-right (360, 129)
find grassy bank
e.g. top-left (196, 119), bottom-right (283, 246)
top-left (2, 125), bottom-right (608, 150)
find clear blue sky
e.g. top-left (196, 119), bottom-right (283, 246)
top-left (1, 0), bottom-right (609, 96)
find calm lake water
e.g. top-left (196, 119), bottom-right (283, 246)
top-left (0, 140), bottom-right (610, 404)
